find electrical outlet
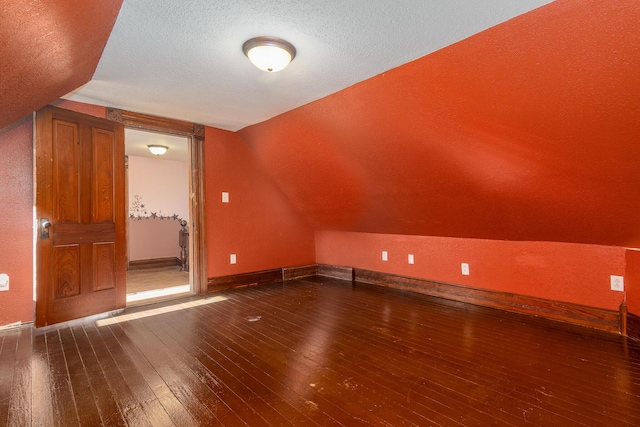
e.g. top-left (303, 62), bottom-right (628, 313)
top-left (610, 275), bottom-right (624, 292)
top-left (222, 192), bottom-right (229, 203)
top-left (230, 254), bottom-right (237, 264)
top-left (408, 254), bottom-right (414, 264)
top-left (382, 251), bottom-right (388, 261)
top-left (461, 263), bottom-right (470, 276)
top-left (0, 274), bottom-right (8, 291)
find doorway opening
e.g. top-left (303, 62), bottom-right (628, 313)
top-left (125, 128), bottom-right (191, 305)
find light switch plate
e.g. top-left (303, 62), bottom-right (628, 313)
top-left (382, 251), bottom-right (388, 261)
top-left (408, 254), bottom-right (414, 264)
top-left (0, 274), bottom-right (8, 291)
top-left (230, 254), bottom-right (236, 264)
top-left (222, 192), bottom-right (229, 203)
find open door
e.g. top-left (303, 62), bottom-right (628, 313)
top-left (35, 106), bottom-right (126, 326)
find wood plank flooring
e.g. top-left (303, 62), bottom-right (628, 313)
top-left (126, 266), bottom-right (189, 294)
top-left (1, 275), bottom-right (639, 426)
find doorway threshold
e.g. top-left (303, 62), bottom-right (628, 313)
top-left (126, 284), bottom-right (190, 306)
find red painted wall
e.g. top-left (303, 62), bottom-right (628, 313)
top-left (204, 127), bottom-right (315, 277)
top-left (239, 0), bottom-right (640, 248)
top-left (0, 116), bottom-right (34, 326)
top-left (236, 0), bottom-right (639, 314)
top-left (0, 0), bottom-right (123, 128)
top-left (316, 231), bottom-right (625, 311)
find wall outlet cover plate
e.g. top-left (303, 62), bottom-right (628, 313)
top-left (610, 275), bottom-right (624, 292)
top-left (461, 263), bottom-right (470, 275)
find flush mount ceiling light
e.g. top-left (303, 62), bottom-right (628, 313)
top-left (242, 36), bottom-right (296, 72)
top-left (148, 145), bottom-right (168, 156)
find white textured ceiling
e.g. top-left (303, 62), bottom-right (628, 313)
top-left (65, 0), bottom-right (552, 131)
top-left (125, 128), bottom-right (189, 162)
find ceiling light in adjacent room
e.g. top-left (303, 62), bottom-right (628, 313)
top-left (148, 145), bottom-right (168, 156)
top-left (242, 36), bottom-right (296, 72)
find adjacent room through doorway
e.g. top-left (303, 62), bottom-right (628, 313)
top-left (124, 128), bottom-right (191, 304)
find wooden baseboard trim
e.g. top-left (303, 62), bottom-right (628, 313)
top-left (206, 263), bottom-right (625, 335)
top-left (208, 268), bottom-right (282, 292)
top-left (129, 257), bottom-right (181, 270)
top-left (208, 264), bottom-right (319, 292)
top-left (627, 312), bottom-right (640, 341)
top-left (317, 264), bottom-right (353, 281)
top-left (352, 268), bottom-right (620, 334)
top-left (283, 264), bottom-right (317, 280)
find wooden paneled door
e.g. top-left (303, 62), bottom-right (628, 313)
top-left (35, 106), bottom-right (126, 327)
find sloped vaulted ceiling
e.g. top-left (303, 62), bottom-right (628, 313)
top-left (3, 0), bottom-right (639, 248)
top-left (0, 0), bottom-right (123, 129)
top-left (63, 0), bottom-right (551, 130)
top-left (239, 0), bottom-right (640, 247)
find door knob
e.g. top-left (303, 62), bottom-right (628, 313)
top-left (40, 218), bottom-right (51, 239)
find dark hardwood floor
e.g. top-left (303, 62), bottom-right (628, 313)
top-left (1, 275), bottom-right (639, 426)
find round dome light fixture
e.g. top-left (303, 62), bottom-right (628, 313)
top-left (242, 36), bottom-right (296, 73)
top-left (148, 145), bottom-right (168, 156)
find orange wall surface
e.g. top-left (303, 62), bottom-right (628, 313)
top-left (204, 126), bottom-right (315, 277)
top-left (236, 0), bottom-right (639, 316)
top-left (0, 116), bottom-right (34, 325)
top-left (239, 0), bottom-right (640, 248)
top-left (0, 0), bottom-right (122, 128)
top-left (316, 231), bottom-right (626, 311)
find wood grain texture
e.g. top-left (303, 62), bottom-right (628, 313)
top-left (0, 332), bottom-right (18, 424)
top-left (92, 128), bottom-right (114, 222)
top-left (52, 119), bottom-right (79, 223)
top-left (628, 312), bottom-right (640, 341)
top-left (352, 268), bottom-right (621, 333)
top-left (190, 133), bottom-right (207, 294)
top-left (107, 108), bottom-right (195, 137)
top-left (53, 246), bottom-right (80, 298)
top-left (224, 264), bottom-right (621, 334)
top-left (36, 106), bottom-right (126, 326)
top-left (317, 264), bottom-right (353, 281)
top-left (282, 264), bottom-right (317, 280)
top-left (3, 278), bottom-right (639, 426)
top-left (93, 243), bottom-right (115, 291)
top-left (6, 328), bottom-right (32, 427)
top-left (128, 257), bottom-right (182, 270)
top-left (126, 266), bottom-right (189, 295)
top-left (108, 108), bottom-right (207, 295)
top-left (207, 268), bottom-right (282, 292)
top-left (35, 108), bottom-right (54, 327)
top-left (52, 223), bottom-right (115, 246)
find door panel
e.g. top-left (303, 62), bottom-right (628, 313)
top-left (53, 246), bottom-right (81, 297)
top-left (93, 243), bottom-right (116, 291)
top-left (92, 128), bottom-right (115, 222)
top-left (52, 119), bottom-right (79, 222)
top-left (36, 106), bottom-right (126, 326)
